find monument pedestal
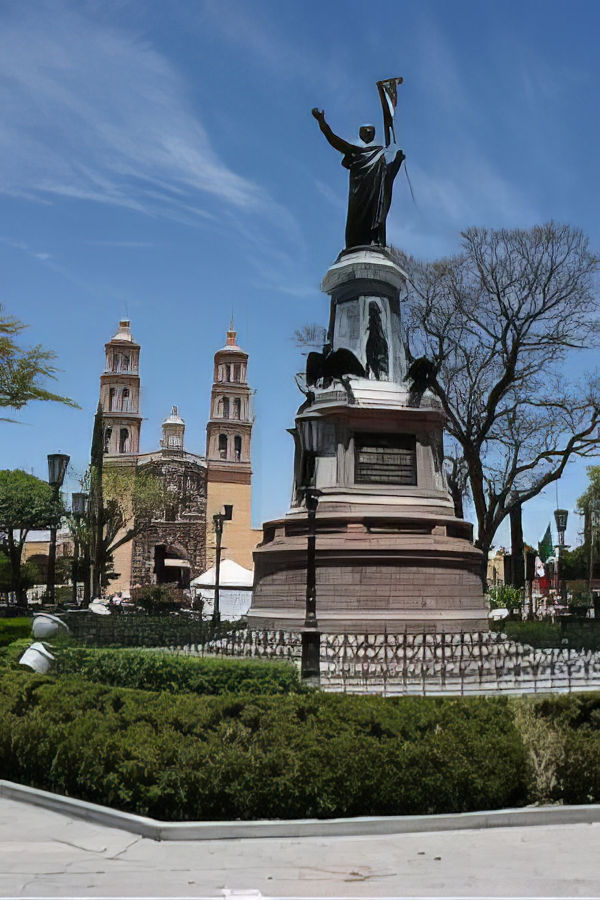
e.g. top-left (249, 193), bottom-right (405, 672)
top-left (248, 248), bottom-right (488, 634)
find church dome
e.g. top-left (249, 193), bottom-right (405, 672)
top-left (111, 319), bottom-right (134, 343)
top-left (162, 405), bottom-right (185, 426)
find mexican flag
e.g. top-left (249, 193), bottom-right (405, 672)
top-left (538, 524), bottom-right (554, 562)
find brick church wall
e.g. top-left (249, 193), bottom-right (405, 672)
top-left (131, 455), bottom-right (207, 586)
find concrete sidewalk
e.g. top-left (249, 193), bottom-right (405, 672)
top-left (2, 798), bottom-right (600, 898)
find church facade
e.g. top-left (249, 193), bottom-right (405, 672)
top-left (99, 320), bottom-right (258, 593)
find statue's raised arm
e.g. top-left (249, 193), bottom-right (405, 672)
top-left (311, 108), bottom-right (354, 156)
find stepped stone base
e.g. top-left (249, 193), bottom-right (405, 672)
top-left (248, 510), bottom-right (488, 634)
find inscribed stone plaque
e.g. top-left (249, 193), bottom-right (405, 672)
top-left (355, 433), bottom-right (417, 485)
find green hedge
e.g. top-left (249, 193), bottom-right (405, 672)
top-left (0, 670), bottom-right (528, 820)
top-left (53, 647), bottom-right (301, 695)
top-left (493, 618), bottom-right (600, 651)
top-left (0, 618), bottom-right (31, 647)
top-left (63, 611), bottom-right (245, 648)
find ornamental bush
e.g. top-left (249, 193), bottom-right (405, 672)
top-left (53, 647), bottom-right (301, 696)
top-left (0, 670), bottom-right (528, 821)
top-left (0, 618), bottom-right (31, 647)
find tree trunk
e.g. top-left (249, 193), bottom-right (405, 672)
top-left (7, 531), bottom-right (24, 604)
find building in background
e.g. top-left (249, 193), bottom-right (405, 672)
top-left (205, 326), bottom-right (258, 570)
top-left (99, 320), bottom-right (259, 593)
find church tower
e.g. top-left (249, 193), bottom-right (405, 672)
top-left (100, 320), bottom-right (142, 458)
top-left (160, 406), bottom-right (185, 451)
top-left (205, 324), bottom-right (257, 569)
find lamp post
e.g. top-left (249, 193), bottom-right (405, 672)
top-left (301, 487), bottom-right (321, 686)
top-left (46, 454), bottom-right (70, 605)
top-left (554, 508), bottom-right (569, 602)
top-left (71, 492), bottom-right (88, 605)
top-left (212, 504), bottom-right (233, 624)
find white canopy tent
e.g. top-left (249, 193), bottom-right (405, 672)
top-left (190, 559), bottom-right (254, 620)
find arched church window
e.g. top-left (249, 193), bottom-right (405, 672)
top-left (108, 387), bottom-right (116, 411)
top-left (119, 428), bottom-right (130, 454)
top-left (233, 398), bottom-right (241, 419)
top-left (218, 434), bottom-right (228, 459)
top-left (234, 435), bottom-right (242, 461)
top-left (103, 427), bottom-right (112, 454)
top-left (122, 388), bottom-right (130, 412)
top-left (221, 396), bottom-right (230, 418)
top-left (233, 364), bottom-right (240, 382)
top-left (122, 354), bottom-right (130, 372)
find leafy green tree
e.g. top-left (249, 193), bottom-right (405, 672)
top-left (0, 551), bottom-right (41, 594)
top-left (560, 545), bottom-right (588, 581)
top-left (0, 470), bottom-right (64, 601)
top-left (80, 407), bottom-right (165, 597)
top-left (570, 465), bottom-right (600, 586)
top-left (0, 304), bottom-right (77, 420)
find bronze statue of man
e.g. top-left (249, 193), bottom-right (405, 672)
top-left (312, 108), bottom-right (405, 249)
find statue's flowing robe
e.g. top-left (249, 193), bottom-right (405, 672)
top-left (342, 144), bottom-right (392, 248)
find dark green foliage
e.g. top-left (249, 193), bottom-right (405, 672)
top-left (63, 610), bottom-right (245, 648)
top-left (492, 620), bottom-right (563, 648)
top-left (54, 647), bottom-right (301, 696)
top-left (0, 670), bottom-right (528, 821)
top-left (493, 618), bottom-right (600, 651)
top-left (0, 619), bottom-right (31, 647)
top-left (132, 585), bottom-right (181, 616)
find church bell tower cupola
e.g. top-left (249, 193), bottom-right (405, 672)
top-left (205, 323), bottom-right (255, 569)
top-left (99, 319), bottom-right (142, 457)
top-left (206, 323), bottom-right (252, 467)
top-left (161, 406), bottom-right (185, 451)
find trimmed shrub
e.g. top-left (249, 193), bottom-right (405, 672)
top-left (0, 618), bottom-right (31, 647)
top-left (53, 647), bottom-right (301, 695)
top-left (524, 693), bottom-right (600, 805)
top-left (493, 618), bottom-right (600, 652)
top-left (0, 670), bottom-right (528, 821)
top-left (63, 611), bottom-right (244, 648)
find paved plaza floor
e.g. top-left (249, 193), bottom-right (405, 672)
top-left (2, 797), bottom-right (600, 899)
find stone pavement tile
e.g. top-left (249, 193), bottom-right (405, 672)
top-left (0, 798), bottom-right (137, 856)
top-left (3, 798), bottom-right (600, 898)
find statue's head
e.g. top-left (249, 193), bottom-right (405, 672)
top-left (359, 124), bottom-right (375, 144)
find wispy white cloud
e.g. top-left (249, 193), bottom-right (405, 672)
top-left (0, 1), bottom-right (312, 292)
top-left (86, 240), bottom-right (155, 248)
top-left (0, 236), bottom-right (52, 262)
top-left (0, 2), bottom-right (263, 218)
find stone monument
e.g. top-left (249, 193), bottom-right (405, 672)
top-left (248, 81), bottom-right (488, 635)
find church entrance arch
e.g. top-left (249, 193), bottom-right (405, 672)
top-left (153, 543), bottom-right (191, 588)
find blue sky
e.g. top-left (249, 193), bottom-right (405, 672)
top-left (2, 0), bottom-right (600, 550)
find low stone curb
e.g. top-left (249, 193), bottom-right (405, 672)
top-left (2, 779), bottom-right (600, 842)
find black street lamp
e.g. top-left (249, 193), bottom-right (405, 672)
top-left (301, 487), bottom-right (321, 686)
top-left (212, 504), bottom-right (233, 624)
top-left (554, 508), bottom-right (568, 546)
top-left (71, 492), bottom-right (88, 605)
top-left (554, 508), bottom-right (569, 602)
top-left (46, 453), bottom-right (70, 605)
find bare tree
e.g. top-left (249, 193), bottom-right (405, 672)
top-left (293, 323), bottom-right (327, 353)
top-left (395, 223), bottom-right (600, 580)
